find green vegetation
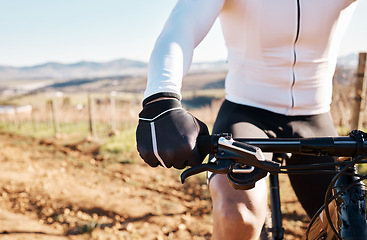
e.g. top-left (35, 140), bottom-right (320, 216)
top-left (0, 121), bottom-right (55, 138)
top-left (1, 88), bottom-right (367, 183)
top-left (99, 125), bottom-right (137, 164)
top-left (1, 92), bottom-right (142, 107)
top-left (0, 121), bottom-right (106, 139)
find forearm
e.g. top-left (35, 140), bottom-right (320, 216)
top-left (144, 0), bottom-right (225, 99)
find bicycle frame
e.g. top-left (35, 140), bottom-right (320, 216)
top-left (268, 155), bottom-right (367, 240)
top-left (181, 130), bottom-right (367, 240)
top-left (301, 164), bottom-right (367, 240)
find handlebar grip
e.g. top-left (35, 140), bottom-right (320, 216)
top-left (196, 135), bottom-right (216, 155)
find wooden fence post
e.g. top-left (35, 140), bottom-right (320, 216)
top-left (110, 91), bottom-right (117, 136)
top-left (351, 52), bottom-right (367, 130)
top-left (88, 94), bottom-right (96, 140)
top-left (31, 105), bottom-right (38, 132)
top-left (50, 99), bottom-right (60, 137)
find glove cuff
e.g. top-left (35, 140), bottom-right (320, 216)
top-left (142, 92), bottom-right (180, 107)
top-left (139, 98), bottom-right (182, 121)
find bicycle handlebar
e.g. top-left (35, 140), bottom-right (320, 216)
top-left (181, 130), bottom-right (367, 184)
top-left (197, 131), bottom-right (367, 157)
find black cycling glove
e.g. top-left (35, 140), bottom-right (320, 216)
top-left (136, 95), bottom-right (209, 169)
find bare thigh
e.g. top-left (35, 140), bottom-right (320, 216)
top-left (208, 122), bottom-right (271, 239)
top-left (210, 173), bottom-right (269, 217)
top-left (209, 173), bottom-right (268, 240)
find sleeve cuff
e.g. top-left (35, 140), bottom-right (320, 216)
top-left (142, 92), bottom-right (181, 107)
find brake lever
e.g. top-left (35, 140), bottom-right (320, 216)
top-left (218, 137), bottom-right (281, 172)
top-left (180, 159), bottom-right (233, 183)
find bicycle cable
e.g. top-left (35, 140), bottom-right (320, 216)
top-left (279, 159), bottom-right (367, 171)
top-left (323, 153), bottom-right (367, 240)
top-left (275, 159), bottom-right (367, 175)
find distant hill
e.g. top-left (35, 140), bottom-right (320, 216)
top-left (0, 59), bottom-right (228, 81)
top-left (0, 54), bottom-right (358, 81)
top-left (0, 54), bottom-right (359, 96)
top-left (0, 59), bottom-right (148, 80)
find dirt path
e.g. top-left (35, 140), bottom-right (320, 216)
top-left (0, 132), bottom-right (308, 239)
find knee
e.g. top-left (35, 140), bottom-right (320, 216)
top-left (209, 175), bottom-right (267, 239)
top-left (213, 199), bottom-right (260, 235)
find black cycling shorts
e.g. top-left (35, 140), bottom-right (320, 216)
top-left (208, 100), bottom-right (338, 217)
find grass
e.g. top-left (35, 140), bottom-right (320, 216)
top-left (99, 125), bottom-right (138, 164)
top-left (0, 120), bottom-right (108, 139)
top-left (1, 92), bottom-right (143, 107)
top-left (0, 115), bottom-right (139, 166)
top-left (0, 121), bottom-right (55, 138)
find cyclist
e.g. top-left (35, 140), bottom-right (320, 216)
top-left (136, 0), bottom-right (360, 239)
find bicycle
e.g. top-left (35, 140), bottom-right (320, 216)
top-left (181, 129), bottom-right (367, 240)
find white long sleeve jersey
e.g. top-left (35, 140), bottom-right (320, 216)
top-left (145, 0), bottom-right (358, 116)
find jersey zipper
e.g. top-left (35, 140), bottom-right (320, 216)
top-left (291, 0), bottom-right (301, 109)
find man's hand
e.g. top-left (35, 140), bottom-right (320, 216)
top-left (136, 97), bottom-right (209, 169)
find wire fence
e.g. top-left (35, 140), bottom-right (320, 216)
top-left (0, 93), bottom-right (141, 139)
top-left (0, 53), bottom-right (366, 138)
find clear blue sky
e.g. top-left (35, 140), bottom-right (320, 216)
top-left (0, 0), bottom-right (366, 67)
